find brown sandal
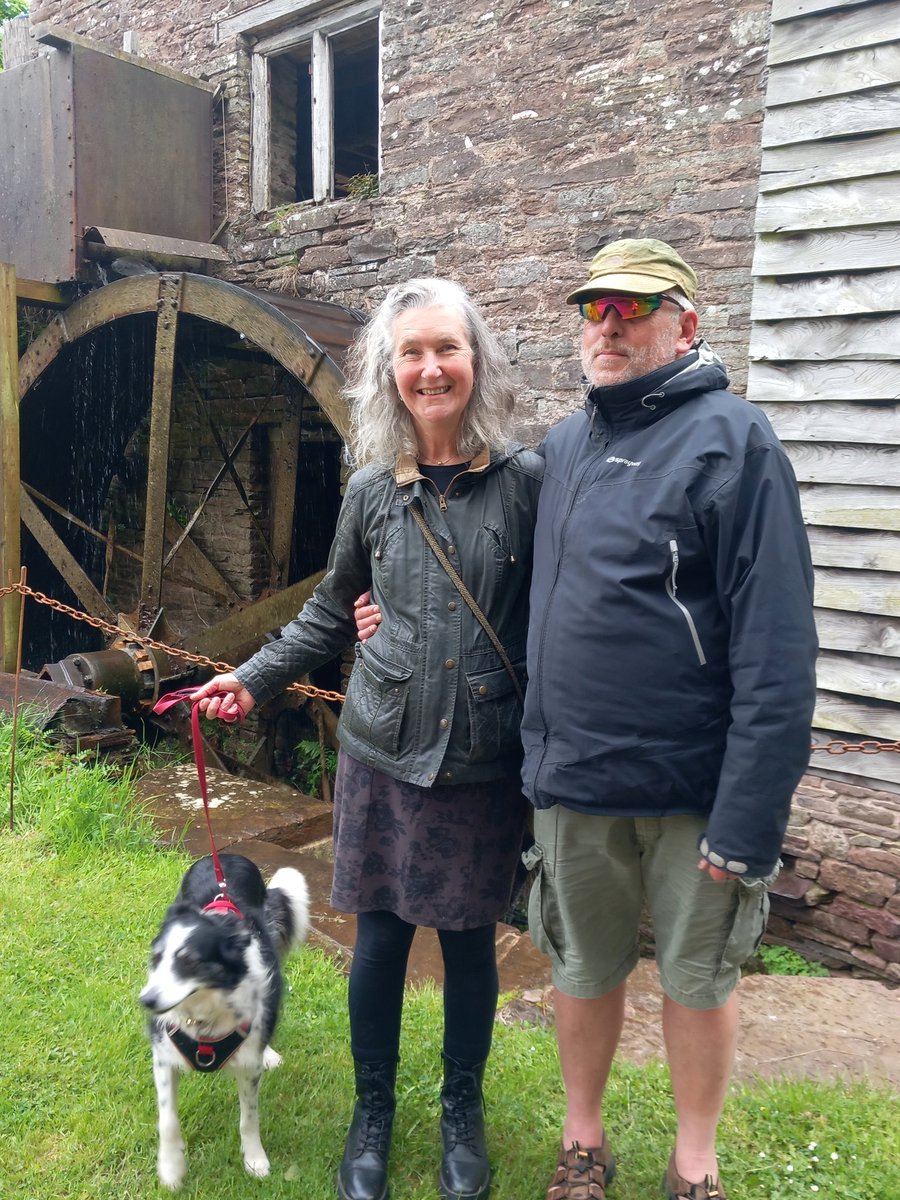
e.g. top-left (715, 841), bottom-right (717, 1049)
top-left (662, 1150), bottom-right (727, 1199)
top-left (546, 1133), bottom-right (617, 1199)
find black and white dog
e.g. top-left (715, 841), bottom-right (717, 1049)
top-left (140, 853), bottom-right (309, 1190)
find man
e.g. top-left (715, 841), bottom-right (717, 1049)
top-left (520, 239), bottom-right (817, 1200)
top-left (353, 239), bottom-right (817, 1200)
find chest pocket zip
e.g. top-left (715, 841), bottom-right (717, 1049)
top-left (666, 539), bottom-right (707, 666)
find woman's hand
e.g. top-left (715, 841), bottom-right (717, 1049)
top-left (192, 674), bottom-right (256, 723)
top-left (354, 591), bottom-right (382, 643)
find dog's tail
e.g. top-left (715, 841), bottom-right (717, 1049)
top-left (265, 867), bottom-right (310, 957)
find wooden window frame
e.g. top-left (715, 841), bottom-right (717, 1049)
top-left (224, 0), bottom-right (381, 211)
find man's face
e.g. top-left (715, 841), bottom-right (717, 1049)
top-left (580, 293), bottom-right (698, 388)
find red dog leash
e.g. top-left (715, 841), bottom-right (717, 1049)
top-left (152, 686), bottom-right (245, 918)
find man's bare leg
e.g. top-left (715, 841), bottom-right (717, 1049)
top-left (555, 982), bottom-right (627, 1147)
top-left (663, 991), bottom-right (738, 1182)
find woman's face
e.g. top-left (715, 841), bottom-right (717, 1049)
top-left (391, 305), bottom-right (475, 439)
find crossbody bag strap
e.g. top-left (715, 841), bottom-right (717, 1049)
top-left (409, 501), bottom-right (524, 709)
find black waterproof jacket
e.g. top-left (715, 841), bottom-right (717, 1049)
top-left (236, 445), bottom-right (543, 786)
top-left (520, 346), bottom-right (817, 877)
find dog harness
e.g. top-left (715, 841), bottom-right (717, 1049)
top-left (166, 1021), bottom-right (252, 1072)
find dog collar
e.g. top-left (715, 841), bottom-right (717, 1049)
top-left (202, 897), bottom-right (244, 919)
top-left (166, 1021), bottom-right (252, 1072)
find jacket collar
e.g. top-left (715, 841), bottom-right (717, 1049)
top-left (584, 340), bottom-right (729, 434)
top-left (394, 445), bottom-right (492, 486)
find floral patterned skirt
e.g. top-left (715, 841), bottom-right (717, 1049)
top-left (330, 751), bottom-right (528, 931)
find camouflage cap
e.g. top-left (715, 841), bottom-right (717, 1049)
top-left (566, 238), bottom-right (698, 304)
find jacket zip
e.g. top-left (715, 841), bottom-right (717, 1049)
top-left (666, 539), bottom-right (707, 665)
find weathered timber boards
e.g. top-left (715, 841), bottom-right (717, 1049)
top-left (785, 442), bottom-right (900, 486)
top-left (760, 129), bottom-right (900, 192)
top-left (772, 0), bottom-right (877, 21)
top-left (768, 2), bottom-right (900, 67)
top-left (758, 402), bottom-right (900, 445)
top-left (817, 646), bottom-right (900, 700)
top-left (750, 314), bottom-right (900, 361)
top-left (807, 526), bottom-right (900, 571)
top-left (815, 607), bottom-right (900, 656)
top-left (750, 269), bottom-right (900, 320)
top-left (755, 174), bottom-right (900, 233)
top-left (799, 483), bottom-right (900, 529)
top-left (753, 227), bottom-right (900, 276)
top-left (268, 415), bottom-right (302, 591)
top-left (814, 566), bottom-right (900, 615)
top-left (762, 83), bottom-right (900, 147)
top-left (766, 40), bottom-right (900, 107)
top-left (813, 692), bottom-right (900, 740)
top-left (809, 729), bottom-right (900, 786)
top-left (748, 360), bottom-right (900, 402)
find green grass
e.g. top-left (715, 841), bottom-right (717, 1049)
top-left (756, 943), bottom-right (831, 978)
top-left (0, 720), bottom-right (897, 1199)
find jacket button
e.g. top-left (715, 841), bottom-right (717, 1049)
top-left (448, 601), bottom-right (457, 611)
top-left (478, 685), bottom-right (488, 696)
top-left (428, 772), bottom-right (435, 780)
top-left (439, 718), bottom-right (449, 729)
top-left (443, 771), bottom-right (453, 780)
top-left (445, 659), bottom-right (455, 669)
top-left (447, 544), bottom-right (456, 555)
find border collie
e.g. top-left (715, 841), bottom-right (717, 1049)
top-left (140, 853), bottom-right (309, 1190)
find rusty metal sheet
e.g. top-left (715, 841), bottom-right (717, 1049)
top-left (242, 286), bottom-right (366, 373)
top-left (0, 40), bottom-right (213, 283)
top-left (0, 51), bottom-right (77, 282)
top-left (0, 673), bottom-right (123, 731)
top-left (71, 43), bottom-right (213, 254)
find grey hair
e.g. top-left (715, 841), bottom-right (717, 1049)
top-left (344, 278), bottom-right (517, 468)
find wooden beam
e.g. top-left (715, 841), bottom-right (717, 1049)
top-left (0, 264), bottom-right (21, 671)
top-left (312, 29), bottom-right (333, 201)
top-left (19, 487), bottom-right (118, 625)
top-left (15, 279), bottom-right (68, 307)
top-left (140, 275), bottom-right (182, 622)
top-left (269, 413), bottom-right (302, 590)
top-left (184, 568), bottom-right (326, 663)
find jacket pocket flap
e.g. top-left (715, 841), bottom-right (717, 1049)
top-left (466, 662), bottom-right (523, 703)
top-left (358, 646), bottom-right (414, 686)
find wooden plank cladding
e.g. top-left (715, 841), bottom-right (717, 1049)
top-left (750, 0), bottom-right (900, 791)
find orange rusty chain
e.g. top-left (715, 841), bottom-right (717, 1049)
top-left (2, 581), bottom-right (900, 751)
top-left (0, 581), bottom-right (347, 705)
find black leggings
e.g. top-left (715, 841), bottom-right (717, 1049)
top-left (348, 909), bottom-right (499, 1065)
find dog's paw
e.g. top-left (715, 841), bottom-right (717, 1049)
top-left (243, 1150), bottom-right (271, 1178)
top-left (262, 1045), bottom-right (282, 1070)
top-left (158, 1148), bottom-right (186, 1191)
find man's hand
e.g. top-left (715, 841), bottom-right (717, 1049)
top-left (354, 590), bottom-right (382, 643)
top-left (192, 674), bottom-right (256, 723)
top-left (698, 857), bottom-right (740, 883)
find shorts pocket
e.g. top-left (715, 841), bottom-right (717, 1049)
top-left (526, 843), bottom-right (566, 968)
top-left (342, 647), bottom-right (413, 758)
top-left (465, 660), bottom-right (525, 763)
top-left (719, 870), bottom-right (775, 976)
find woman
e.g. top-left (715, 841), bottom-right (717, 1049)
top-left (196, 278), bottom-right (542, 1200)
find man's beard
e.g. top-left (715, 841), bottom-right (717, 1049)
top-left (581, 340), bottom-right (673, 388)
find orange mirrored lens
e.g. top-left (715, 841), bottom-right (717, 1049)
top-left (579, 295), bottom-right (665, 322)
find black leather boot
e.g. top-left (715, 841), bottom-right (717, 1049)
top-left (439, 1055), bottom-right (491, 1200)
top-left (337, 1060), bottom-right (397, 1200)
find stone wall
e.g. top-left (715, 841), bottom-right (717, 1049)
top-left (772, 774), bottom-right (900, 983)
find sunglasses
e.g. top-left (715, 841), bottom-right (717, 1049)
top-left (578, 294), bottom-right (681, 322)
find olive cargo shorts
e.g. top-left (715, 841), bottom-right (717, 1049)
top-left (526, 808), bottom-right (775, 1009)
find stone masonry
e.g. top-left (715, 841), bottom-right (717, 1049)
top-left (22, 0), bottom-right (899, 978)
